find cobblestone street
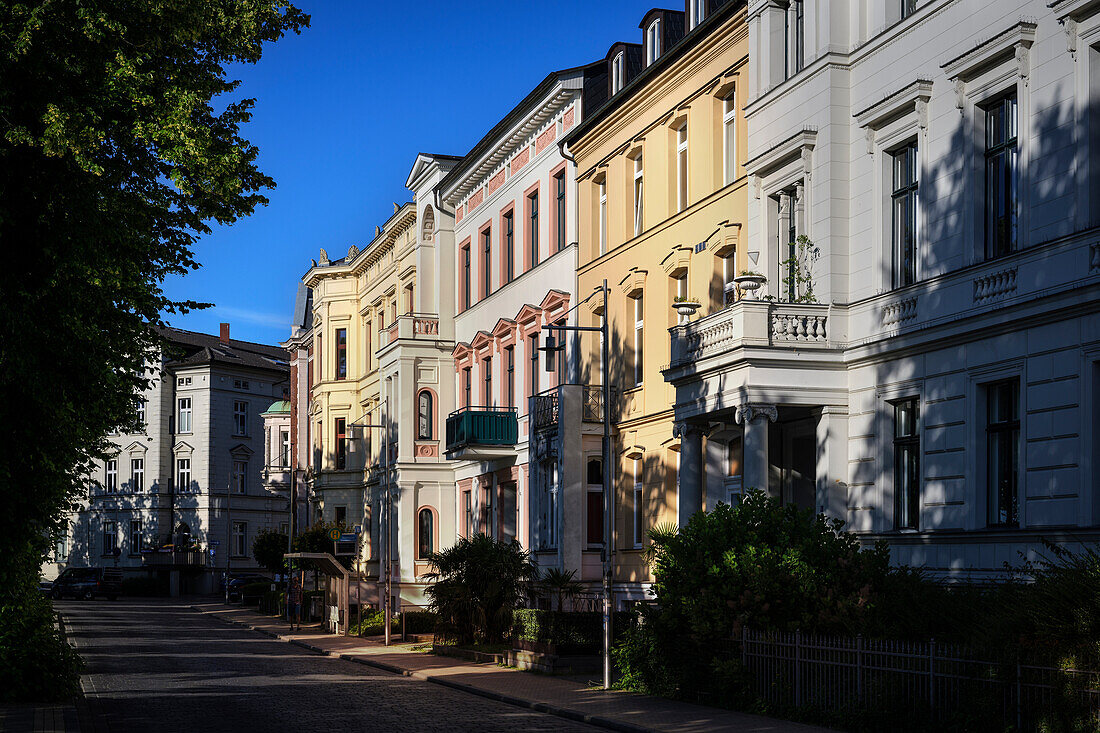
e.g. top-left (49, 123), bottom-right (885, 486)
top-left (61, 601), bottom-right (597, 732)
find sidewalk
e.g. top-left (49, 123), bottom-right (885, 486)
top-left (191, 601), bottom-right (829, 733)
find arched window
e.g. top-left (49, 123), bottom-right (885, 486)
top-left (417, 390), bottom-right (433, 440)
top-left (418, 507), bottom-right (435, 558)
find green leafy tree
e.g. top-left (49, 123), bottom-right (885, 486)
top-left (539, 567), bottom-right (584, 612)
top-left (252, 528), bottom-right (289, 576)
top-left (423, 533), bottom-right (537, 646)
top-left (0, 1), bottom-right (307, 702)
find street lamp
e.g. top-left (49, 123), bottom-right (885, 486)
top-left (348, 398), bottom-right (391, 645)
top-left (540, 279), bottom-right (614, 690)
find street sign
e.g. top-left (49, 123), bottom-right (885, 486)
top-left (327, 528), bottom-right (340, 541)
top-left (338, 533), bottom-right (357, 543)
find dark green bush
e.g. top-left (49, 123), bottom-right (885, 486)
top-left (513, 609), bottom-right (635, 654)
top-left (239, 581), bottom-right (271, 604)
top-left (400, 610), bottom-right (438, 635)
top-left (259, 590), bottom-right (283, 615)
top-left (0, 584), bottom-right (82, 702)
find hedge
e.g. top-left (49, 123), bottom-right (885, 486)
top-left (512, 610), bottom-right (635, 655)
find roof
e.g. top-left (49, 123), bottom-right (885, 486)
top-left (156, 326), bottom-right (290, 374)
top-left (261, 400), bottom-right (291, 415)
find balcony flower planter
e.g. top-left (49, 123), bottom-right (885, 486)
top-left (734, 273), bottom-right (767, 299)
top-left (672, 300), bottom-right (701, 318)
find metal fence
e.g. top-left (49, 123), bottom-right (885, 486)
top-left (740, 628), bottom-right (1100, 731)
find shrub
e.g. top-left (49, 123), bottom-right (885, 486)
top-left (400, 610), bottom-right (438, 635)
top-left (423, 533), bottom-right (537, 645)
top-left (0, 584), bottom-right (82, 702)
top-left (513, 609), bottom-right (634, 655)
top-left (252, 529), bottom-right (289, 575)
top-left (240, 581), bottom-right (271, 604)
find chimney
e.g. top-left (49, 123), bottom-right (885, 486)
top-left (219, 323), bottom-right (230, 344)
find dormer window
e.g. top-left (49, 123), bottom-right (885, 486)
top-left (611, 52), bottom-right (625, 94)
top-left (689, 0), bottom-right (705, 29)
top-left (646, 19), bottom-right (661, 65)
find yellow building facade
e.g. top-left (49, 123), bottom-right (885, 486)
top-left (567, 2), bottom-right (749, 595)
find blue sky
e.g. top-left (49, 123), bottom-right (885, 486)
top-left (162, 0), bottom-right (651, 346)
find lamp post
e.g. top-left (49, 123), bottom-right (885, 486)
top-left (540, 279), bottom-right (614, 690)
top-left (348, 398), bottom-right (391, 645)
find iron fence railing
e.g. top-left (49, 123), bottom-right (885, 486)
top-left (533, 391), bottom-right (559, 431)
top-left (739, 628), bottom-right (1100, 731)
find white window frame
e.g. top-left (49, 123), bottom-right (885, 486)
top-left (611, 52), bottom-right (625, 94)
top-left (633, 294), bottom-right (644, 387)
top-left (105, 459), bottom-right (118, 494)
top-left (130, 519), bottom-right (143, 554)
top-left (131, 458), bottom-right (144, 493)
top-left (689, 0), bottom-right (704, 29)
top-left (675, 273), bottom-right (688, 324)
top-left (633, 458), bottom-right (644, 548)
top-left (232, 521), bottom-right (247, 557)
top-left (233, 400), bottom-right (248, 436)
top-left (646, 19), bottom-right (661, 65)
top-left (176, 457), bottom-right (191, 493)
top-left (177, 397), bottom-right (192, 434)
top-left (598, 181), bottom-right (608, 255)
top-left (136, 400), bottom-right (146, 430)
top-left (232, 460), bottom-right (247, 494)
top-left (633, 155), bottom-right (644, 236)
top-left (723, 89), bottom-right (737, 185)
top-left (676, 124), bottom-right (689, 212)
top-left (103, 521), bottom-right (117, 556)
top-left (280, 430), bottom-right (291, 467)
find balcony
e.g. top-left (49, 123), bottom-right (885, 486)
top-left (532, 384), bottom-right (614, 434)
top-left (445, 406), bottom-right (518, 460)
top-left (377, 314), bottom-right (442, 349)
top-left (142, 550), bottom-right (208, 568)
top-left (667, 300), bottom-right (841, 371)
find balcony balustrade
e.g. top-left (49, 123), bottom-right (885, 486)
top-left (445, 405), bottom-right (518, 458)
top-left (141, 550), bottom-right (208, 568)
top-left (377, 314), bottom-right (441, 349)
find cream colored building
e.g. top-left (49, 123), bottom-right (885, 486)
top-left (301, 152), bottom-right (460, 608)
top-left (565, 0), bottom-right (749, 601)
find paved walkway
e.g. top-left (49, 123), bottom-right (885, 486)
top-left (192, 601), bottom-right (828, 733)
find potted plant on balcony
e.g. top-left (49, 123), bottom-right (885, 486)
top-left (671, 295), bottom-right (702, 318)
top-left (734, 270), bottom-right (767, 298)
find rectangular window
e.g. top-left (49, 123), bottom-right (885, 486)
top-left (335, 418), bottom-right (347, 470)
top-left (504, 210), bottom-right (515, 283)
top-left (723, 90), bottom-right (737, 185)
top-left (232, 460), bottom-right (247, 494)
top-left (335, 328), bottom-right (347, 380)
top-left (335, 505), bottom-right (347, 527)
top-left (646, 19), bottom-right (661, 64)
top-left (893, 398), bottom-right (920, 529)
top-left (674, 273), bottom-right (688, 324)
top-left (598, 181), bottom-right (608, 255)
top-left (131, 458), bottom-right (144, 493)
top-left (461, 243), bottom-right (471, 309)
top-left (232, 521), bottom-right (247, 557)
top-left (136, 400), bottom-right (146, 430)
top-left (891, 142), bottom-right (919, 288)
top-left (103, 521), bottom-right (117, 556)
top-left (529, 334), bottom-right (539, 398)
top-left (130, 519), bottom-right (143, 554)
top-left (633, 155), bottom-right (644, 236)
top-left (689, 0), bottom-right (704, 29)
top-left (633, 459), bottom-right (644, 547)
top-left (676, 124), bottom-right (688, 212)
top-left (505, 346), bottom-right (515, 409)
top-left (460, 366), bottom-right (471, 409)
top-left (793, 0), bottom-right (804, 72)
top-left (727, 437), bottom-right (744, 504)
top-left (528, 191), bottom-right (539, 268)
top-left (633, 295), bottom-right (644, 387)
top-left (721, 253), bottom-right (736, 305)
top-left (405, 283), bottom-right (414, 314)
top-left (611, 52), bottom-right (624, 94)
top-left (105, 459), bottom-right (118, 494)
top-left (365, 321), bottom-right (372, 371)
top-left (482, 356), bottom-right (493, 406)
top-left (586, 458), bottom-right (604, 546)
top-left (177, 398), bottom-right (192, 434)
top-left (987, 379), bottom-right (1020, 527)
top-left (481, 225), bottom-right (492, 298)
top-left (233, 400), bottom-right (248, 436)
top-left (901, 0), bottom-right (916, 20)
top-left (176, 458), bottom-right (191, 493)
top-left (554, 170), bottom-right (566, 252)
top-left (280, 430), bottom-right (290, 467)
top-left (985, 93), bottom-right (1018, 259)
top-left (462, 489), bottom-right (472, 538)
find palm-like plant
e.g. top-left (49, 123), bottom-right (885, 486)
top-left (422, 533), bottom-right (536, 645)
top-left (540, 568), bottom-right (584, 612)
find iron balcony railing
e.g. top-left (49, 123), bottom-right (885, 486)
top-left (141, 550), bottom-right (208, 568)
top-left (445, 405), bottom-right (518, 454)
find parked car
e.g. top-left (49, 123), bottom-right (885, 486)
top-left (226, 573), bottom-right (271, 602)
top-left (51, 567), bottom-right (122, 601)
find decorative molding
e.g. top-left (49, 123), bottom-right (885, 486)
top-left (745, 129), bottom-right (817, 178)
top-left (672, 421), bottom-right (704, 440)
top-left (618, 268), bottom-right (648, 297)
top-left (318, 248), bottom-right (330, 266)
top-left (660, 246), bottom-right (692, 277)
top-left (771, 309), bottom-right (828, 342)
top-left (973, 267), bottom-right (1018, 302)
top-left (734, 403), bottom-right (778, 424)
top-left (854, 79), bottom-right (934, 153)
top-left (881, 296), bottom-right (918, 326)
top-left (942, 21), bottom-right (1037, 109)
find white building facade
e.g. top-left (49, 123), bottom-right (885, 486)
top-left (665, 0), bottom-right (1100, 578)
top-left (46, 325), bottom-right (291, 593)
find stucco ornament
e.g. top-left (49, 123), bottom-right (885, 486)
top-left (734, 403), bottom-right (778, 424)
top-left (318, 248), bottom-right (330, 266)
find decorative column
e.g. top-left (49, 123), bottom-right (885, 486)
top-left (674, 421), bottom-right (705, 527)
top-left (736, 403), bottom-right (778, 495)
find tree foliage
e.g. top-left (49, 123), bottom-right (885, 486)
top-left (423, 533), bottom-right (537, 646)
top-left (252, 528), bottom-right (288, 575)
top-left (0, 0), bottom-right (307, 701)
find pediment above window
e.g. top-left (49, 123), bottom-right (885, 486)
top-left (173, 441), bottom-right (195, 455)
top-left (229, 444), bottom-right (253, 459)
top-left (942, 21), bottom-right (1036, 107)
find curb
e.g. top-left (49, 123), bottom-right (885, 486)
top-left (191, 606), bottom-right (652, 733)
